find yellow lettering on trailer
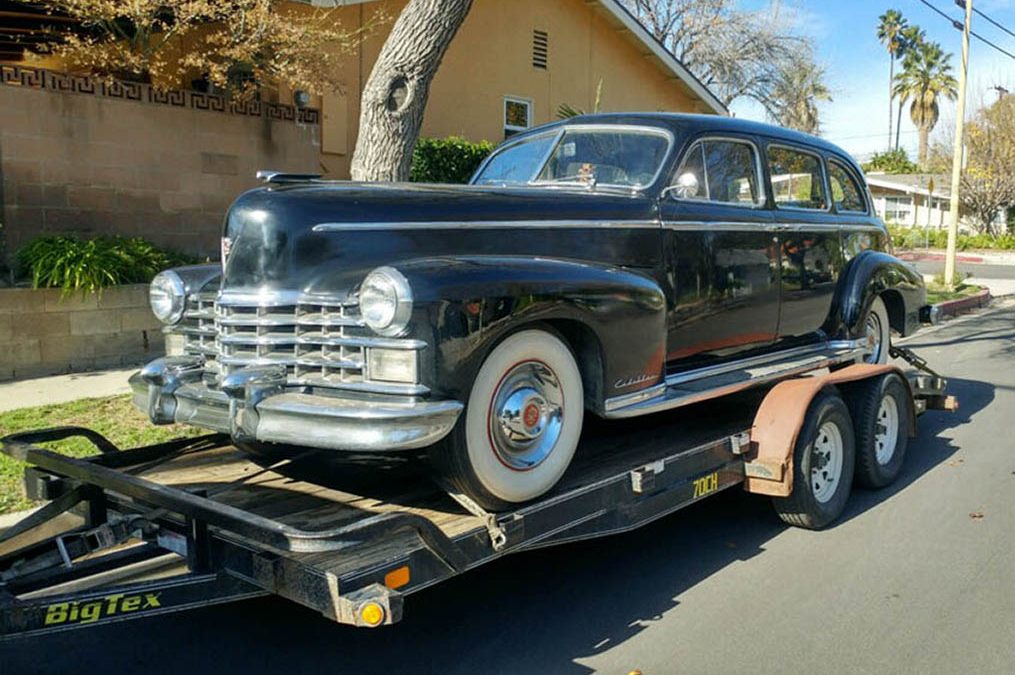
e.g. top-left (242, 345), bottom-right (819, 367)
top-left (692, 472), bottom-right (719, 498)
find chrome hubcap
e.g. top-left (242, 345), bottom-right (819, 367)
top-left (864, 312), bottom-right (883, 363)
top-left (490, 361), bottom-right (564, 471)
top-left (811, 421), bottom-right (844, 503)
top-left (874, 395), bottom-right (900, 464)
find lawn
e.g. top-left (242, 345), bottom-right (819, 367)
top-left (925, 283), bottom-right (983, 305)
top-left (0, 395), bottom-right (203, 515)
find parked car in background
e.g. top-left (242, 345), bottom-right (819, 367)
top-left (133, 113), bottom-right (927, 510)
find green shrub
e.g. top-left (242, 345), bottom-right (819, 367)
top-left (887, 225), bottom-right (1015, 251)
top-left (410, 136), bottom-right (495, 184)
top-left (16, 236), bottom-right (192, 295)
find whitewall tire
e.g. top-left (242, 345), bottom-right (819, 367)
top-left (863, 296), bottom-right (891, 365)
top-left (431, 329), bottom-right (584, 510)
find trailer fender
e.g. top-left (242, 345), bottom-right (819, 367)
top-left (743, 364), bottom-right (916, 497)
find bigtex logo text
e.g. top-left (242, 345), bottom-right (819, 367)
top-left (43, 593), bottom-right (162, 625)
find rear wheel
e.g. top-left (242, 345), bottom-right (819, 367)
top-left (772, 390), bottom-right (856, 529)
top-left (861, 296), bottom-right (891, 364)
top-left (847, 373), bottom-right (910, 488)
top-left (430, 329), bottom-right (584, 511)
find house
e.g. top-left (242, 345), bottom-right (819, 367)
top-left (865, 173), bottom-right (954, 230)
top-left (0, 0), bottom-right (724, 258)
top-left (301, 0), bottom-right (727, 177)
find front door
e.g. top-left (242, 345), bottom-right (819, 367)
top-left (764, 143), bottom-right (844, 341)
top-left (660, 136), bottom-right (780, 368)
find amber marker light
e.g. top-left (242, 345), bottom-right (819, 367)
top-left (359, 602), bottom-right (385, 627)
top-left (384, 566), bottom-right (410, 590)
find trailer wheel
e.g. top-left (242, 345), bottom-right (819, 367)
top-left (772, 390), bottom-right (856, 530)
top-left (430, 329), bottom-right (584, 511)
top-left (847, 373), bottom-right (910, 489)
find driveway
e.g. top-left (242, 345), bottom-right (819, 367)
top-left (2, 300), bottom-right (1014, 674)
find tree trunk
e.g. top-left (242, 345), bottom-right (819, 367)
top-left (917, 125), bottom-right (929, 166)
top-left (888, 59), bottom-right (894, 148)
top-left (350, 0), bottom-right (474, 182)
top-left (894, 99), bottom-right (904, 151)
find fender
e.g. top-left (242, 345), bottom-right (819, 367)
top-left (829, 250), bottom-right (926, 338)
top-left (394, 256), bottom-right (667, 412)
top-left (172, 263), bottom-right (222, 297)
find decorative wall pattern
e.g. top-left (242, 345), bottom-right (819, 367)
top-left (0, 64), bottom-right (320, 124)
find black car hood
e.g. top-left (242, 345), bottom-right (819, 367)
top-left (221, 182), bottom-right (660, 297)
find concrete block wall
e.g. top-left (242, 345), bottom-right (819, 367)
top-left (0, 70), bottom-right (321, 261)
top-left (0, 285), bottom-right (163, 381)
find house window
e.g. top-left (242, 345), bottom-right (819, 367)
top-left (504, 97), bottom-right (532, 139)
top-left (533, 30), bottom-right (548, 69)
top-left (883, 196), bottom-right (914, 224)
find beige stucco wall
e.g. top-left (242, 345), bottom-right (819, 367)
top-left (314, 0), bottom-right (707, 179)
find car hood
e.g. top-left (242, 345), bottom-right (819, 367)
top-left (221, 182), bottom-right (660, 297)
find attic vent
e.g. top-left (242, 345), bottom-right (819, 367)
top-left (533, 30), bottom-right (548, 69)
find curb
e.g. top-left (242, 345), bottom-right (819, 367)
top-left (933, 289), bottom-right (992, 320)
top-left (898, 251), bottom-right (984, 264)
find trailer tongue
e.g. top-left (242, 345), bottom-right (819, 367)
top-left (0, 361), bottom-right (955, 639)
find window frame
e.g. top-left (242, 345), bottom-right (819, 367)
top-left (503, 96), bottom-right (533, 137)
top-left (765, 142), bottom-right (831, 213)
top-left (668, 135), bottom-right (767, 209)
top-left (826, 157), bottom-right (869, 215)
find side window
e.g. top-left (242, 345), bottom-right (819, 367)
top-left (828, 160), bottom-right (867, 213)
top-left (671, 139), bottom-right (761, 206)
top-left (767, 146), bottom-right (827, 210)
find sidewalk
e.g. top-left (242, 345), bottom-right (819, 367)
top-left (898, 249), bottom-right (1015, 265)
top-left (967, 277), bottom-right (1015, 297)
top-left (0, 366), bottom-right (137, 413)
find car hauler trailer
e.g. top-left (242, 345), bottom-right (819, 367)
top-left (0, 355), bottom-right (955, 639)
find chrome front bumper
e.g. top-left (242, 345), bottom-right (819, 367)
top-left (130, 357), bottom-right (463, 452)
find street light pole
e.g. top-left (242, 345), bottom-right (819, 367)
top-left (944, 0), bottom-right (973, 290)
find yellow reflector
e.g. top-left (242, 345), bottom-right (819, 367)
top-left (360, 602), bottom-right (385, 627)
top-left (384, 566), bottom-right (410, 590)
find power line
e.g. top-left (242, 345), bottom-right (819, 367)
top-left (914, 0), bottom-right (1015, 61)
top-left (971, 4), bottom-right (1015, 41)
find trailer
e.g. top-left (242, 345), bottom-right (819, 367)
top-left (0, 353), bottom-right (956, 640)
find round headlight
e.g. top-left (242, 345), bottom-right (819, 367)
top-left (359, 267), bottom-right (412, 336)
top-left (150, 271), bottom-right (186, 325)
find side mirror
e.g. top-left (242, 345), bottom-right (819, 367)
top-left (673, 172), bottom-right (700, 199)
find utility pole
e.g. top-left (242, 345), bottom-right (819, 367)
top-left (944, 0), bottom-right (973, 290)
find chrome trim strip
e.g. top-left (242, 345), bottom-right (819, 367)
top-left (664, 340), bottom-right (863, 387)
top-left (313, 219), bottom-right (661, 232)
top-left (661, 221), bottom-right (883, 233)
top-left (603, 340), bottom-right (865, 419)
top-left (215, 290), bottom-right (358, 307)
top-left (603, 383), bottom-right (666, 413)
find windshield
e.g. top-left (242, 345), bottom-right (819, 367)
top-left (472, 126), bottom-right (671, 189)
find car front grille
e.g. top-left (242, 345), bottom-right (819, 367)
top-left (169, 291), bottom-right (426, 395)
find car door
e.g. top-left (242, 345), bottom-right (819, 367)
top-left (659, 136), bottom-right (780, 367)
top-left (764, 142), bottom-right (845, 342)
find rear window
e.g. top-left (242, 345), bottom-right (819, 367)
top-left (768, 146), bottom-right (827, 210)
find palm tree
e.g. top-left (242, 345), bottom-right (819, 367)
top-left (877, 10), bottom-right (908, 148)
top-left (768, 61), bottom-right (832, 135)
top-left (895, 25), bottom-right (926, 150)
top-left (893, 40), bottom-right (958, 165)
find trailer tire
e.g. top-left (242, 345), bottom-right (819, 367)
top-left (772, 390), bottom-right (856, 530)
top-left (430, 329), bottom-right (584, 511)
top-left (847, 373), bottom-right (910, 489)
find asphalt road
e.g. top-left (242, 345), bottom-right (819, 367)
top-left (3, 301), bottom-right (1014, 674)
top-left (911, 259), bottom-right (1015, 281)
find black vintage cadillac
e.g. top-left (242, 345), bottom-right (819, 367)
top-left (133, 113), bottom-right (927, 509)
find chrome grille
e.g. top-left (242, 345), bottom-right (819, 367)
top-left (171, 292), bottom-right (426, 394)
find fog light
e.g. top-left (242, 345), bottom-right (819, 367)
top-left (367, 348), bottom-right (418, 383)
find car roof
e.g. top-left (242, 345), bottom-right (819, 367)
top-left (521, 112), bottom-right (858, 169)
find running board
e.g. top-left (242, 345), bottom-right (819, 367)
top-left (604, 340), bottom-right (864, 419)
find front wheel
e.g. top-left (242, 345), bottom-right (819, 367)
top-left (430, 329), bottom-right (584, 511)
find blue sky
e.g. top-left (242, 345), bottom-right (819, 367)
top-left (728, 0), bottom-right (1015, 162)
